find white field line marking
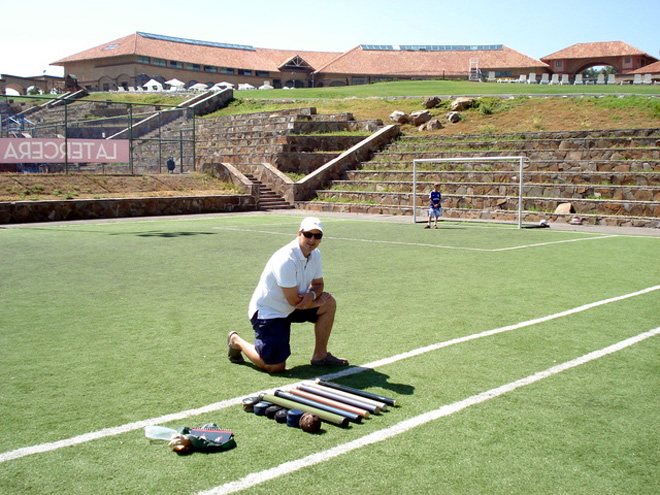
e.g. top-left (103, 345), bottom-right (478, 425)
top-left (213, 226), bottom-right (620, 252)
top-left (489, 234), bottom-right (620, 251)
top-left (321, 284), bottom-right (660, 381)
top-left (197, 326), bottom-right (660, 495)
top-left (1, 285), bottom-right (658, 464)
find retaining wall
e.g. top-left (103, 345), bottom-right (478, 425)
top-left (0, 194), bottom-right (255, 224)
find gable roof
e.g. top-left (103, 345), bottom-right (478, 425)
top-left (630, 60), bottom-right (660, 74)
top-left (52, 32), bottom-right (340, 72)
top-left (542, 41), bottom-right (656, 61)
top-left (314, 45), bottom-right (548, 76)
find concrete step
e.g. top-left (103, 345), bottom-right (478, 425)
top-left (398, 127), bottom-right (660, 142)
top-left (388, 136), bottom-right (660, 152)
top-left (327, 179), bottom-right (660, 201)
top-left (346, 169), bottom-right (660, 186)
top-left (361, 159), bottom-right (660, 174)
top-left (372, 148), bottom-right (660, 162)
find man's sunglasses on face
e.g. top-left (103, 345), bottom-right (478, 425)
top-left (302, 231), bottom-right (323, 240)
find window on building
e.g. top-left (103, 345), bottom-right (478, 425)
top-left (256, 71), bottom-right (270, 78)
top-left (555, 61), bottom-right (563, 68)
top-left (220, 67), bottom-right (235, 74)
top-left (137, 56), bottom-right (150, 64)
top-left (169, 61), bottom-right (183, 69)
top-left (152, 58), bottom-right (167, 67)
top-left (204, 66), bottom-right (217, 73)
top-left (188, 63), bottom-right (201, 71)
top-left (238, 69), bottom-right (253, 76)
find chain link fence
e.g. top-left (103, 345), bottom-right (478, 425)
top-left (1, 94), bottom-right (195, 174)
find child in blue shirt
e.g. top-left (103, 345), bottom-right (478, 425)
top-left (425, 183), bottom-right (442, 229)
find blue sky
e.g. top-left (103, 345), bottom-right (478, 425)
top-left (2, 0), bottom-right (658, 77)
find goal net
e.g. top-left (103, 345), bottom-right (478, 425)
top-left (412, 156), bottom-right (528, 228)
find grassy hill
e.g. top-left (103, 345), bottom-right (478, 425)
top-left (211, 93), bottom-right (660, 135)
top-left (82, 79), bottom-right (660, 135)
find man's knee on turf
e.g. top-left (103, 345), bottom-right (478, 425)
top-left (263, 362), bottom-right (286, 374)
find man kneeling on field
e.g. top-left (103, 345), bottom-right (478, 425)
top-left (227, 217), bottom-right (348, 373)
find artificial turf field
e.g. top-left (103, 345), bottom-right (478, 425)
top-left (1, 212), bottom-right (658, 495)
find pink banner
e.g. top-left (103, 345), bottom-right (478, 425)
top-left (0, 138), bottom-right (130, 164)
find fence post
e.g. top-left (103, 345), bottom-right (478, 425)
top-left (128, 104), bottom-right (134, 174)
top-left (158, 111), bottom-right (163, 174)
top-left (64, 103), bottom-right (69, 173)
top-left (179, 129), bottom-right (184, 173)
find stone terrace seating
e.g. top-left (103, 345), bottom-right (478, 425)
top-left (195, 107), bottom-right (383, 210)
top-left (196, 108), bottom-right (380, 174)
top-left (304, 128), bottom-right (660, 228)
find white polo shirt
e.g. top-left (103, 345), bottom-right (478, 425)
top-left (248, 238), bottom-right (323, 320)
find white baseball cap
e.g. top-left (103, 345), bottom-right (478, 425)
top-left (299, 217), bottom-right (323, 233)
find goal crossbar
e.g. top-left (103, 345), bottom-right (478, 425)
top-left (412, 156), bottom-right (528, 228)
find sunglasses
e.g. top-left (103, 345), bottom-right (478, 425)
top-left (302, 231), bottom-right (323, 240)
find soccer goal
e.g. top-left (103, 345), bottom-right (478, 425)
top-left (412, 156), bottom-right (529, 228)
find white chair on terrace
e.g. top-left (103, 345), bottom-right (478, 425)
top-left (540, 73), bottom-right (549, 84)
top-left (517, 74), bottom-right (527, 83)
top-left (573, 74), bottom-right (583, 85)
top-left (596, 73), bottom-right (605, 84)
top-left (643, 74), bottom-right (652, 84)
top-left (487, 71), bottom-right (496, 82)
top-left (549, 74), bottom-right (560, 85)
top-left (560, 74), bottom-right (569, 85)
top-left (527, 72), bottom-right (537, 84)
top-left (633, 74), bottom-right (642, 85)
top-left (607, 74), bottom-right (616, 85)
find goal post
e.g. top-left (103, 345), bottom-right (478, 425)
top-left (412, 156), bottom-right (528, 228)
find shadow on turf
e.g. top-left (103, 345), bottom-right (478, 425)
top-left (277, 365), bottom-right (415, 399)
top-left (109, 230), bottom-right (218, 237)
top-left (415, 221), bottom-right (467, 230)
top-left (15, 227), bottom-right (218, 237)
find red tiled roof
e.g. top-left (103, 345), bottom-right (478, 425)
top-left (542, 41), bottom-right (655, 61)
top-left (52, 32), bottom-right (340, 72)
top-left (314, 45), bottom-right (548, 76)
top-left (630, 60), bottom-right (660, 74)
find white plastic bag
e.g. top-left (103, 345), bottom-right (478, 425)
top-left (144, 425), bottom-right (177, 441)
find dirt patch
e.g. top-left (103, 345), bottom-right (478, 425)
top-left (0, 173), bottom-right (237, 201)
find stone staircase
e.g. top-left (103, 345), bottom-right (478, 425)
top-left (304, 128), bottom-right (660, 228)
top-left (243, 173), bottom-right (293, 210)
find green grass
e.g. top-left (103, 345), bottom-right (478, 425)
top-left (1, 214), bottom-right (659, 494)
top-left (235, 79), bottom-right (660, 99)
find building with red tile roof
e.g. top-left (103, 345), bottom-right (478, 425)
top-left (51, 32), bottom-right (548, 91)
top-left (541, 41), bottom-right (657, 79)
top-left (315, 44), bottom-right (548, 85)
top-left (52, 32), bottom-right (340, 91)
top-left (629, 60), bottom-right (660, 84)
top-left (50, 33), bottom-right (657, 92)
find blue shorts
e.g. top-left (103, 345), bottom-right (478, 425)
top-left (250, 308), bottom-right (319, 365)
top-left (429, 206), bottom-right (443, 218)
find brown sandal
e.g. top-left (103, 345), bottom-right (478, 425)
top-left (227, 331), bottom-right (244, 363)
top-left (311, 352), bottom-right (349, 367)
